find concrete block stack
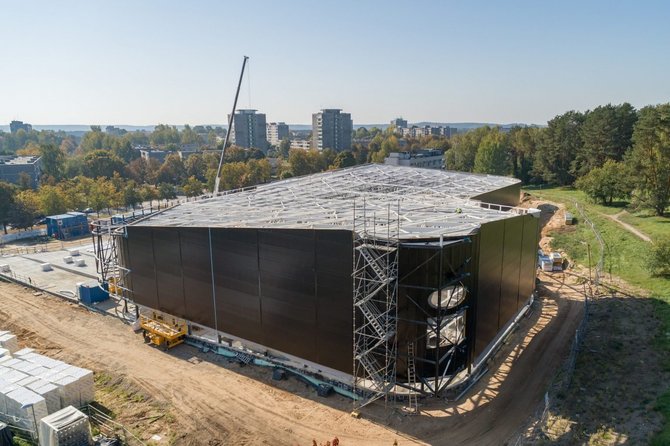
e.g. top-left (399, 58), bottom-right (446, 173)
top-left (0, 332), bottom-right (18, 354)
top-left (0, 332), bottom-right (95, 434)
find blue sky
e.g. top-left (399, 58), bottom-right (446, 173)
top-left (2, 0), bottom-right (669, 125)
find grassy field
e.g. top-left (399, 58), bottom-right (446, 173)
top-left (524, 186), bottom-right (670, 444)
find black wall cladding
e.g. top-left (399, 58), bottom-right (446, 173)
top-left (123, 212), bottom-right (538, 377)
top-left (473, 214), bottom-right (539, 358)
top-left (124, 226), bottom-right (354, 374)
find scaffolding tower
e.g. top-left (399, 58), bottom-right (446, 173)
top-left (91, 220), bottom-right (135, 317)
top-left (352, 200), bottom-right (400, 411)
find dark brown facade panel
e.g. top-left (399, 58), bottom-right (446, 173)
top-left (498, 218), bottom-right (523, 326)
top-left (152, 228), bottom-right (187, 318)
top-left (471, 182), bottom-right (521, 207)
top-left (474, 219), bottom-right (505, 357)
top-left (126, 226), bottom-right (159, 310)
top-left (518, 216), bottom-right (540, 307)
top-left (179, 228), bottom-right (216, 328)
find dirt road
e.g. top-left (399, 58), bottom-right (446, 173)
top-left (606, 210), bottom-right (652, 242)
top-left (0, 268), bottom-right (583, 446)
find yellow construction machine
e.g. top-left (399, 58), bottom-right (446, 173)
top-left (140, 312), bottom-right (187, 350)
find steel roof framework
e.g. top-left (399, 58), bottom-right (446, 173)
top-left (136, 165), bottom-right (526, 239)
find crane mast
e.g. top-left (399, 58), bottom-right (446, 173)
top-left (214, 55), bottom-right (249, 195)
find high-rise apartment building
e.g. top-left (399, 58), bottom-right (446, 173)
top-left (228, 109), bottom-right (268, 150)
top-left (312, 109), bottom-right (352, 151)
top-left (266, 122), bottom-right (289, 146)
top-left (390, 117), bottom-right (408, 129)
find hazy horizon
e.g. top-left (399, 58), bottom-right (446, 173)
top-left (2, 0), bottom-right (669, 125)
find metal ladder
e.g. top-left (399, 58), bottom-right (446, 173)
top-left (406, 342), bottom-right (419, 414)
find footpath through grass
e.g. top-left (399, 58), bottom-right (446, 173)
top-left (524, 186), bottom-right (670, 444)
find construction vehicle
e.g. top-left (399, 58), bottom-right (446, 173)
top-left (140, 312), bottom-right (188, 350)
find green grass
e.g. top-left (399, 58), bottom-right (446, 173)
top-left (524, 186), bottom-right (670, 444)
top-left (618, 211), bottom-right (670, 242)
top-left (526, 186), bottom-right (670, 299)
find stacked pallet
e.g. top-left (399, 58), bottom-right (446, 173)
top-left (0, 376), bottom-right (49, 432)
top-left (39, 405), bottom-right (92, 446)
top-left (0, 332), bottom-right (18, 354)
top-left (0, 334), bottom-right (95, 433)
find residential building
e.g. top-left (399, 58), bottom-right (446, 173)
top-left (390, 118), bottom-right (408, 129)
top-left (9, 121), bottom-right (32, 133)
top-left (0, 155), bottom-right (42, 187)
top-left (312, 109), bottom-right (352, 151)
top-left (266, 122), bottom-right (289, 146)
top-left (399, 124), bottom-right (456, 138)
top-left (229, 109), bottom-right (268, 151)
top-left (140, 150), bottom-right (170, 164)
top-left (290, 140), bottom-right (312, 150)
top-left (383, 149), bottom-right (444, 170)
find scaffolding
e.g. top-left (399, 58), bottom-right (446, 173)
top-left (91, 219), bottom-right (135, 316)
top-left (352, 200), bottom-right (400, 411)
top-left (397, 236), bottom-right (473, 397)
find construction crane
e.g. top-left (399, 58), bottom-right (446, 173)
top-left (214, 55), bottom-right (249, 195)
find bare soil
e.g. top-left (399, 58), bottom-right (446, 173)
top-left (0, 278), bottom-right (583, 446)
top-left (0, 201), bottom-right (590, 445)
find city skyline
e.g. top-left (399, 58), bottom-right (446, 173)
top-left (2, 0), bottom-right (669, 126)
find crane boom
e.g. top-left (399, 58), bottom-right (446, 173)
top-left (214, 55), bottom-right (249, 195)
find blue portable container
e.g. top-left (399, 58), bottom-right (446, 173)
top-left (78, 281), bottom-right (109, 305)
top-left (46, 212), bottom-right (90, 240)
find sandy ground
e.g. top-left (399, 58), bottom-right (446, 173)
top-left (0, 202), bottom-right (587, 445)
top-left (0, 277), bottom-right (583, 446)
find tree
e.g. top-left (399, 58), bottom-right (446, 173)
top-left (218, 162), bottom-right (248, 190)
top-left (0, 181), bottom-right (17, 234)
top-left (646, 236), bottom-right (670, 277)
top-left (182, 176), bottom-right (204, 198)
top-left (140, 184), bottom-right (159, 210)
top-left (185, 153), bottom-right (207, 182)
top-left (123, 180), bottom-right (142, 209)
top-left (83, 150), bottom-right (125, 178)
top-left (38, 143), bottom-right (65, 181)
top-left (287, 149), bottom-right (312, 177)
top-left (89, 178), bottom-right (116, 216)
top-left (17, 172), bottom-right (32, 190)
top-left (508, 126), bottom-right (541, 183)
top-left (473, 130), bottom-right (511, 175)
top-left (151, 124), bottom-right (180, 146)
top-left (9, 190), bottom-right (39, 230)
top-left (370, 136), bottom-right (399, 163)
top-left (79, 126), bottom-right (106, 153)
top-left (38, 185), bottom-right (67, 216)
top-left (628, 103), bottom-right (670, 216)
top-left (445, 127), bottom-right (490, 172)
top-left (331, 151), bottom-right (356, 169)
top-left (278, 138), bottom-right (291, 158)
top-left (533, 111), bottom-right (584, 185)
top-left (156, 154), bottom-right (187, 185)
top-left (158, 183), bottom-right (177, 203)
top-left (244, 159), bottom-right (272, 187)
top-left (576, 103), bottom-right (637, 177)
top-left (575, 160), bottom-right (631, 205)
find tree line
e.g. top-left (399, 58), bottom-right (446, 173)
top-left (1, 102), bottom-right (668, 235)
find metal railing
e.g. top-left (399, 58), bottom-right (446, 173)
top-left (82, 404), bottom-right (147, 446)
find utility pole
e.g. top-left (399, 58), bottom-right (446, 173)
top-left (214, 55), bottom-right (249, 195)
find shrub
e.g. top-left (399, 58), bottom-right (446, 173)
top-left (646, 237), bottom-right (670, 276)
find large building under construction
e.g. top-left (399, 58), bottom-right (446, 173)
top-left (115, 165), bottom-right (539, 403)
